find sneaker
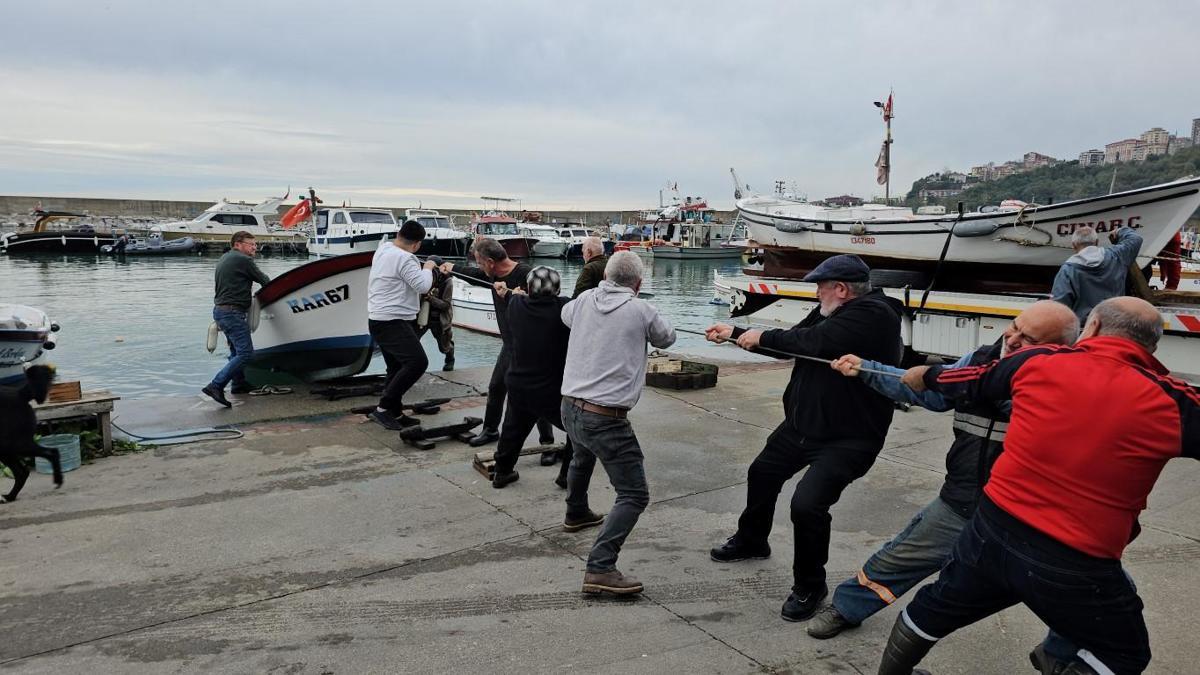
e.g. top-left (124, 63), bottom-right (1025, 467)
top-left (563, 510), bottom-right (605, 532)
top-left (781, 584), bottom-right (828, 622)
top-left (582, 569), bottom-right (643, 595)
top-left (539, 450), bottom-right (559, 466)
top-left (467, 428), bottom-right (500, 447)
top-left (201, 385), bottom-right (232, 408)
top-left (709, 536), bottom-right (771, 563)
top-left (806, 604), bottom-right (858, 639)
top-left (492, 470), bottom-right (519, 489)
top-left (368, 409), bottom-right (406, 430)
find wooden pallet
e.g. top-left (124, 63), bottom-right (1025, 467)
top-left (471, 444), bottom-right (565, 480)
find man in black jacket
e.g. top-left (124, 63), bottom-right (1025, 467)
top-left (705, 254), bottom-right (903, 623)
top-left (489, 266), bottom-right (573, 489)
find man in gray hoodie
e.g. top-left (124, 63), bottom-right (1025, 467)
top-left (1051, 225), bottom-right (1143, 324)
top-left (560, 251), bottom-right (676, 596)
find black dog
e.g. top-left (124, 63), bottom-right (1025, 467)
top-left (0, 365), bottom-right (63, 502)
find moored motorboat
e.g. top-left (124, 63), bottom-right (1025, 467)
top-left (0, 304), bottom-right (59, 385)
top-left (102, 231), bottom-right (196, 255)
top-left (521, 224), bottom-right (570, 258)
top-left (245, 252), bottom-right (375, 381)
top-left (450, 277), bottom-right (500, 336)
top-left (308, 206), bottom-right (398, 258)
top-left (406, 208), bottom-right (471, 258)
top-left (1, 210), bottom-right (115, 253)
top-left (153, 192), bottom-right (307, 248)
top-left (471, 212), bottom-right (537, 259)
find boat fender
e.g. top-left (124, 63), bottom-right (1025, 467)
top-left (417, 297), bottom-right (431, 329)
top-left (951, 221), bottom-right (1000, 238)
top-left (775, 221), bottom-right (808, 234)
top-left (849, 223), bottom-right (867, 236)
top-left (206, 321), bottom-right (220, 353)
top-left (248, 297), bottom-right (261, 333)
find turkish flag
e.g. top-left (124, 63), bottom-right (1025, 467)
top-left (883, 93), bottom-right (893, 121)
top-left (280, 199), bottom-right (312, 228)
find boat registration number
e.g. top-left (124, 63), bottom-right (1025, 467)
top-left (286, 285), bottom-right (351, 314)
top-left (851, 236), bottom-right (876, 245)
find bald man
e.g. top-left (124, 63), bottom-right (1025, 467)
top-left (879, 297), bottom-right (1199, 675)
top-left (810, 301), bottom-right (1079, 641)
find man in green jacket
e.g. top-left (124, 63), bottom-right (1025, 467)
top-left (203, 231), bottom-right (270, 408)
top-left (572, 237), bottom-right (608, 297)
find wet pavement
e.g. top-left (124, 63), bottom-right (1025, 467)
top-left (1, 361), bottom-right (1198, 673)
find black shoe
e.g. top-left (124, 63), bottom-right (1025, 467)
top-left (539, 450), bottom-right (558, 466)
top-left (709, 536), bottom-right (771, 563)
top-left (467, 428), bottom-right (500, 447)
top-left (387, 411), bottom-right (421, 428)
top-left (202, 385), bottom-right (232, 408)
top-left (230, 384), bottom-right (253, 395)
top-left (492, 470), bottom-right (519, 489)
top-left (806, 604), bottom-right (858, 639)
top-left (442, 359), bottom-right (454, 372)
top-left (781, 584), bottom-right (828, 622)
top-left (563, 510), bottom-right (605, 532)
top-left (368, 409), bottom-right (406, 430)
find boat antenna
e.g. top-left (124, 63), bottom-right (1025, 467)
top-left (1108, 165), bottom-right (1118, 194)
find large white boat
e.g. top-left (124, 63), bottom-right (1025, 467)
top-left (734, 173), bottom-right (1200, 293)
top-left (557, 224), bottom-right (615, 257)
top-left (405, 208), bottom-right (471, 258)
top-left (520, 224), bottom-right (570, 258)
top-left (0, 305), bottom-right (58, 385)
top-left (246, 252), bottom-right (375, 381)
top-left (155, 194), bottom-right (308, 247)
top-left (308, 207), bottom-right (398, 258)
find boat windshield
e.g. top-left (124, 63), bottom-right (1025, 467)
top-left (416, 216), bottom-right (451, 229)
top-left (478, 222), bottom-right (518, 235)
top-left (349, 211), bottom-right (396, 225)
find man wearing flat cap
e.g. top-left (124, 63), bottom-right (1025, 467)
top-left (705, 254), bottom-right (904, 623)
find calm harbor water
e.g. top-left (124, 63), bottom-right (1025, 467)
top-left (1, 252), bottom-right (764, 399)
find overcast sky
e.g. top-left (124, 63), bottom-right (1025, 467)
top-left (2, 0), bottom-right (1198, 210)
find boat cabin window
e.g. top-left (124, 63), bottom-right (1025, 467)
top-left (415, 216), bottom-right (450, 230)
top-left (315, 212), bottom-right (328, 235)
top-left (478, 222), bottom-right (518, 236)
top-left (209, 214), bottom-right (259, 226)
top-left (349, 211), bottom-right (395, 225)
top-left (333, 212), bottom-right (347, 225)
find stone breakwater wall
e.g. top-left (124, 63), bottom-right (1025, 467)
top-left (0, 195), bottom-right (735, 230)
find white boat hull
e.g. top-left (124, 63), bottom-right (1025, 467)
top-left (308, 231), bottom-right (394, 258)
top-left (450, 278), bottom-right (500, 336)
top-left (738, 176), bottom-right (1200, 269)
top-left (0, 305), bottom-right (56, 385)
top-left (532, 240), bottom-right (570, 258)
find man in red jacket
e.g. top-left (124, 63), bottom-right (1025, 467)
top-left (876, 297), bottom-right (1198, 675)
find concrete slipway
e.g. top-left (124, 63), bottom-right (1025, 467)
top-left (1, 361), bottom-right (1197, 674)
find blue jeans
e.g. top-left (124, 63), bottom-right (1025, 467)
top-left (210, 307), bottom-right (254, 390)
top-left (903, 496), bottom-right (1149, 674)
top-left (833, 496), bottom-right (967, 624)
top-left (560, 400), bottom-right (650, 573)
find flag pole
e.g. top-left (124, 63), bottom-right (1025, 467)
top-left (884, 103), bottom-right (892, 202)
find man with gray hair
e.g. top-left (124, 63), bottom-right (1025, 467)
top-left (560, 250), bottom-right (676, 595)
top-left (572, 236), bottom-right (608, 297)
top-left (705, 254), bottom-right (905, 623)
top-left (1051, 225), bottom-right (1143, 324)
top-left (882, 296), bottom-right (1196, 675)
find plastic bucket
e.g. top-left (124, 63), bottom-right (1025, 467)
top-left (35, 434), bottom-right (82, 474)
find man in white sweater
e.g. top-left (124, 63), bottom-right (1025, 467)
top-left (560, 251), bottom-right (676, 595)
top-left (367, 220), bottom-right (436, 430)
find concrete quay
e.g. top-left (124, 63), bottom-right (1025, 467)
top-left (1, 362), bottom-right (1197, 674)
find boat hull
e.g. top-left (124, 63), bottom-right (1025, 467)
top-left (0, 305), bottom-right (55, 385)
top-left (1, 230), bottom-right (115, 253)
top-left (532, 240), bottom-right (569, 258)
top-left (737, 177), bottom-right (1200, 284)
top-left (417, 236), bottom-right (471, 259)
top-left (247, 252), bottom-right (375, 382)
top-left (450, 278), bottom-right (500, 336)
top-left (308, 231), bottom-right (394, 258)
top-left (495, 237), bottom-right (536, 259)
top-left (649, 245), bottom-right (744, 259)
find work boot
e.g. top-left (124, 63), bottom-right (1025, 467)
top-left (563, 510), bottom-right (605, 532)
top-left (582, 569), bottom-right (643, 595)
top-left (442, 358), bottom-right (454, 372)
top-left (201, 385), bottom-right (232, 409)
top-left (877, 613), bottom-right (935, 675)
top-left (807, 604), bottom-right (858, 639)
top-left (539, 449), bottom-right (559, 466)
top-left (781, 583), bottom-right (828, 622)
top-left (467, 428), bottom-right (500, 447)
top-left (492, 470), bottom-right (519, 489)
top-left (709, 535), bottom-right (771, 563)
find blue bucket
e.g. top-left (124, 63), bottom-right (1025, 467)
top-left (35, 434), bottom-right (82, 474)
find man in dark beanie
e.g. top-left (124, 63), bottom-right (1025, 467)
top-left (705, 254), bottom-right (904, 623)
top-left (366, 220), bottom-right (437, 429)
top-left (489, 266), bottom-right (573, 489)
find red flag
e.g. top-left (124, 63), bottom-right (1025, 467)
top-left (875, 142), bottom-right (890, 185)
top-left (883, 92), bottom-right (893, 121)
top-left (280, 198), bottom-right (312, 228)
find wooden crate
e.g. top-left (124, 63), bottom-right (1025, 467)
top-left (47, 381), bottom-right (82, 403)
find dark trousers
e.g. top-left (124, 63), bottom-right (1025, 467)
top-left (735, 423), bottom-right (878, 591)
top-left (485, 343), bottom-right (553, 441)
top-left (369, 318), bottom-right (428, 412)
top-left (494, 393), bottom-right (571, 475)
top-left (903, 496), bottom-right (1150, 674)
top-left (561, 399), bottom-right (650, 573)
top-left (414, 316), bottom-right (454, 361)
